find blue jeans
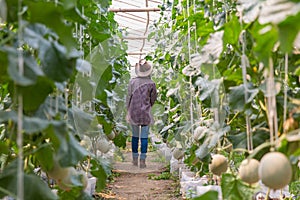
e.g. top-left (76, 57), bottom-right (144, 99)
top-left (131, 125), bottom-right (149, 160)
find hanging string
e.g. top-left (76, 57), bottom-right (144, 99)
top-left (192, 0), bottom-right (202, 122)
top-left (266, 57), bottom-right (278, 148)
top-left (283, 53), bottom-right (288, 127)
top-left (240, 11), bottom-right (253, 151)
top-left (186, 0), bottom-right (195, 141)
top-left (17, 0), bottom-right (24, 198)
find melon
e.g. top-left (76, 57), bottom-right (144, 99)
top-left (258, 152), bottom-right (292, 190)
top-left (172, 148), bottom-right (184, 160)
top-left (80, 135), bottom-right (92, 151)
top-left (238, 158), bottom-right (260, 184)
top-left (193, 126), bottom-right (206, 141)
top-left (47, 159), bottom-right (72, 181)
top-left (97, 139), bottom-right (110, 153)
top-left (107, 132), bottom-right (115, 140)
top-left (57, 169), bottom-right (88, 191)
top-left (209, 154), bottom-right (228, 176)
top-left (57, 167), bottom-right (77, 191)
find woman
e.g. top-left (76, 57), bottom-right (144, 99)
top-left (126, 60), bottom-right (157, 168)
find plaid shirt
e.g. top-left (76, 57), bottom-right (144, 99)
top-left (126, 77), bottom-right (157, 125)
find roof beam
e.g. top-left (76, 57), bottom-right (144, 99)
top-left (108, 7), bottom-right (160, 12)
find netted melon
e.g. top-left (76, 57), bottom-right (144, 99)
top-left (47, 158), bottom-right (72, 181)
top-left (209, 154), bottom-right (228, 176)
top-left (258, 152), bottom-right (292, 190)
top-left (238, 158), bottom-right (260, 184)
top-left (193, 126), bottom-right (206, 141)
top-left (97, 139), bottom-right (110, 153)
top-left (57, 168), bottom-right (88, 191)
top-left (172, 148), bottom-right (184, 160)
top-left (107, 132), bottom-right (115, 140)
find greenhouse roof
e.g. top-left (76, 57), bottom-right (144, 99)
top-left (110, 0), bottom-right (163, 66)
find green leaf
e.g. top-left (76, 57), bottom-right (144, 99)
top-left (71, 106), bottom-right (95, 135)
top-left (112, 132), bottom-right (127, 148)
top-left (0, 161), bottom-right (57, 200)
top-left (278, 12), bottom-right (300, 53)
top-left (59, 131), bottom-right (89, 166)
top-left (221, 173), bottom-right (255, 200)
top-left (95, 65), bottom-right (113, 102)
top-left (195, 77), bottom-right (222, 107)
top-left (223, 15), bottom-right (242, 46)
top-left (89, 19), bottom-right (111, 42)
top-left (23, 116), bottom-right (50, 134)
top-left (23, 23), bottom-right (52, 50)
top-left (39, 41), bottom-right (76, 82)
top-left (228, 84), bottom-right (259, 112)
top-left (17, 76), bottom-right (54, 112)
top-left (0, 50), bottom-right (9, 84)
top-left (35, 144), bottom-right (54, 171)
top-left (45, 121), bottom-right (89, 167)
top-left (75, 73), bottom-right (94, 103)
top-left (0, 111), bottom-right (50, 133)
top-left (5, 0), bottom-right (18, 22)
top-left (227, 129), bottom-right (269, 150)
top-left (0, 141), bottom-right (9, 155)
top-left (2, 47), bottom-right (43, 86)
top-left (250, 22), bottom-right (278, 66)
top-left (26, 1), bottom-right (76, 50)
top-left (192, 190), bottom-right (219, 200)
top-left (90, 158), bottom-right (110, 192)
top-left (294, 66), bottom-right (300, 77)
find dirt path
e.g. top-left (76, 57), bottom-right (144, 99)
top-left (96, 144), bottom-right (183, 200)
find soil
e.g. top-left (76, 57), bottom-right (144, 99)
top-left (95, 143), bottom-right (183, 200)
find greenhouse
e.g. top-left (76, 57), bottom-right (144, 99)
top-left (0, 0), bottom-right (299, 200)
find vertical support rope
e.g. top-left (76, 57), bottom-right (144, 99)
top-left (270, 58), bottom-right (278, 143)
top-left (283, 53), bottom-right (288, 126)
top-left (186, 0), bottom-right (194, 143)
top-left (17, 0), bottom-right (24, 199)
top-left (239, 8), bottom-right (253, 151)
top-left (267, 57), bottom-right (278, 147)
top-left (193, 0), bottom-right (202, 122)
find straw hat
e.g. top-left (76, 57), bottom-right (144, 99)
top-left (135, 61), bottom-right (153, 77)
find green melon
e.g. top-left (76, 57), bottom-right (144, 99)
top-left (97, 139), bottom-right (111, 153)
top-left (239, 158), bottom-right (260, 184)
top-left (258, 152), bottom-right (292, 190)
top-left (172, 148), bottom-right (184, 160)
top-left (209, 154), bottom-right (228, 176)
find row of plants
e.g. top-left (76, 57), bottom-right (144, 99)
top-left (0, 0), bottom-right (131, 199)
top-left (148, 0), bottom-right (300, 199)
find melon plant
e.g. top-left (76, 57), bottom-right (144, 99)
top-left (258, 152), bottom-right (292, 190)
top-left (209, 154), bottom-right (228, 176)
top-left (238, 158), bottom-right (260, 184)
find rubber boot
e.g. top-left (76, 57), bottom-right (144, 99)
top-left (132, 157), bottom-right (138, 166)
top-left (140, 159), bottom-right (146, 168)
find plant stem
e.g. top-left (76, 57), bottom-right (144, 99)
top-left (265, 188), bottom-right (271, 200)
